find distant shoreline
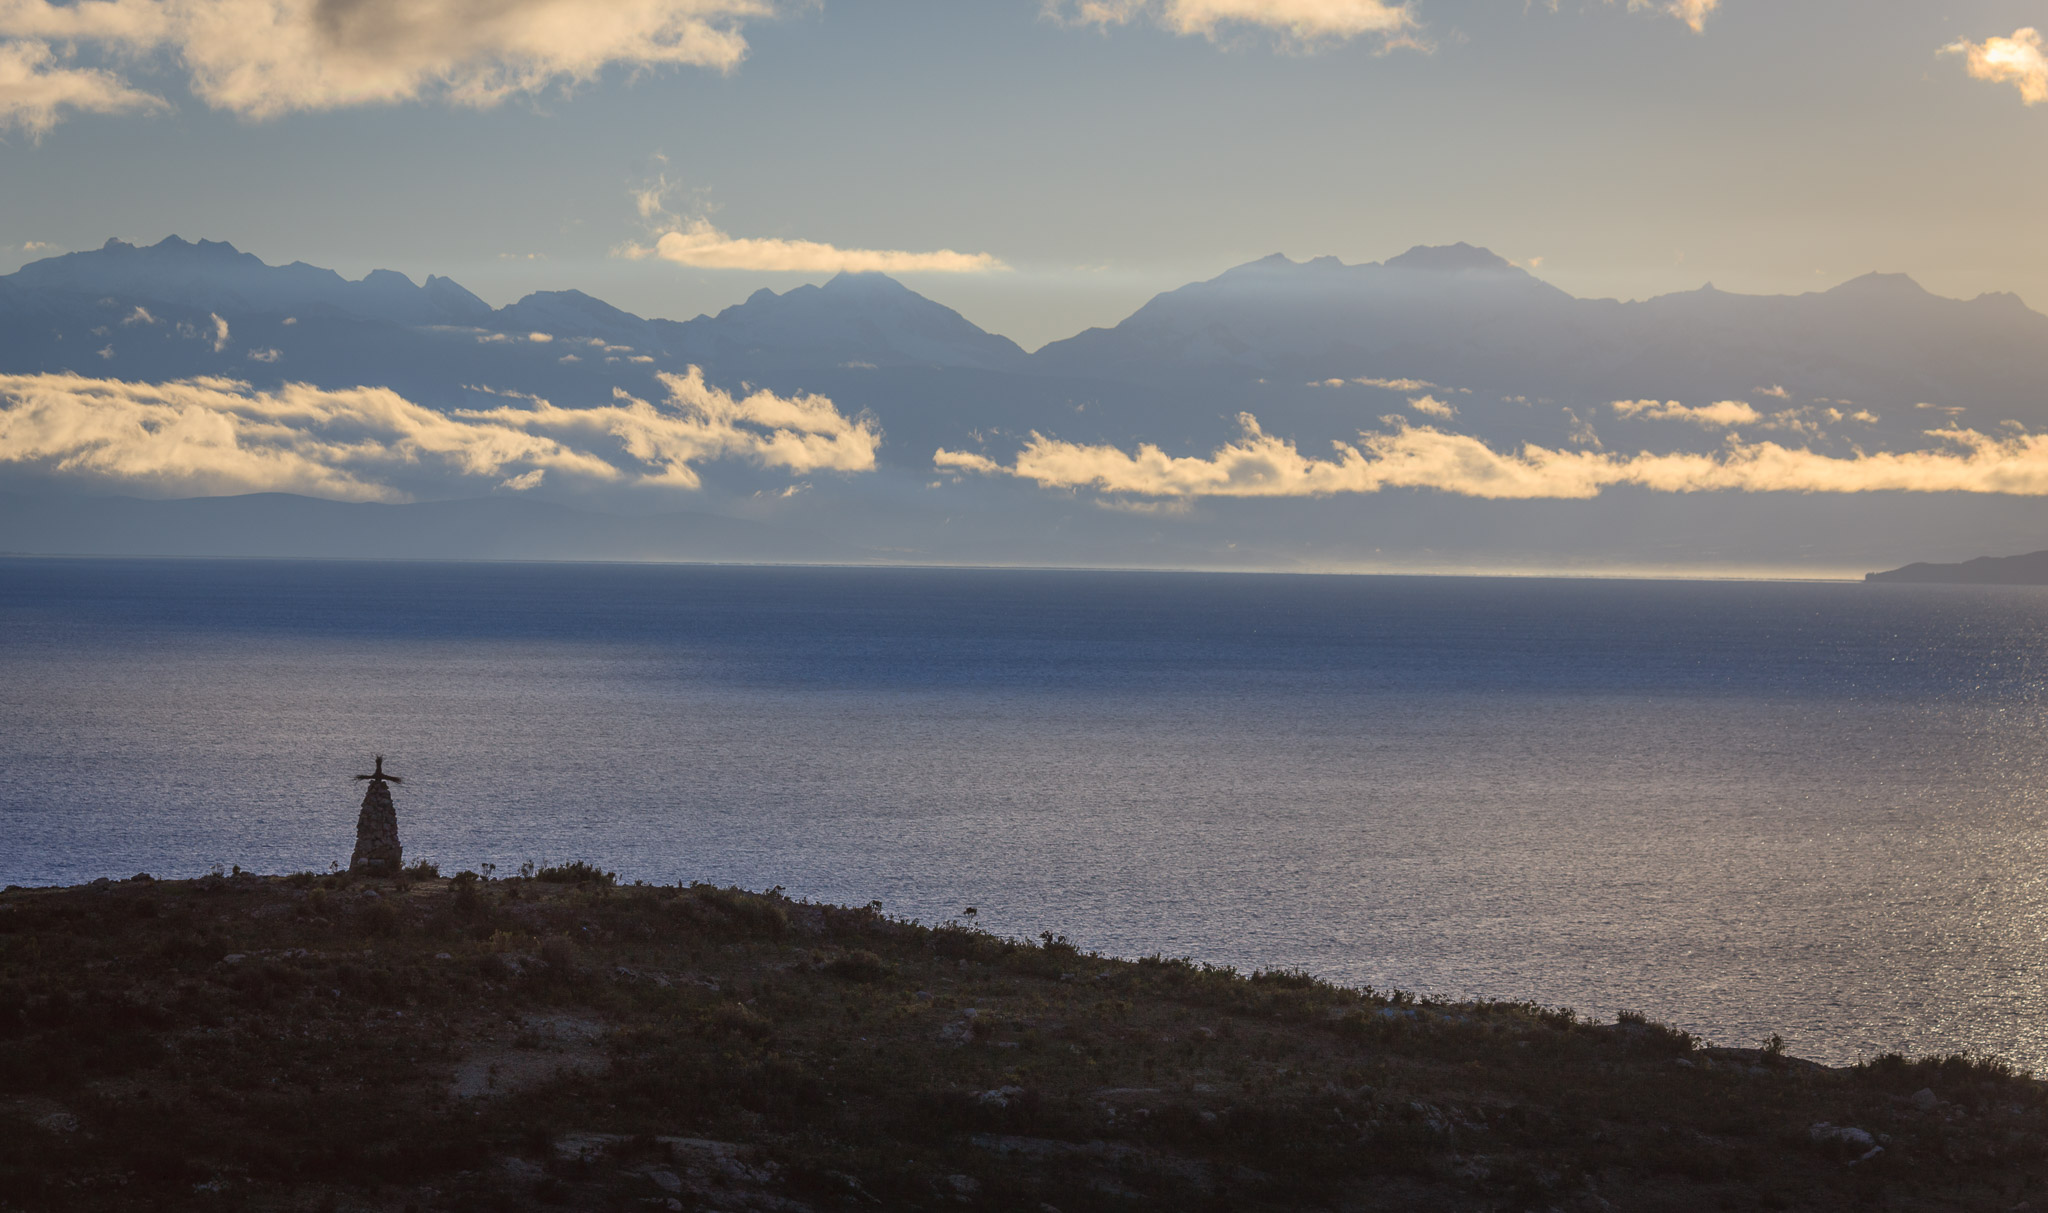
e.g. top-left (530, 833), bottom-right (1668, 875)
top-left (1867, 548), bottom-right (2048, 585)
top-left (0, 542), bottom-right (1873, 584)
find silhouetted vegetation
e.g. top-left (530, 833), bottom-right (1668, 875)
top-left (1, 871), bottom-right (2045, 1211)
top-left (531, 860), bottom-right (616, 887)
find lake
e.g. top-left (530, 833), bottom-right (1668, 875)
top-left (5, 557), bottom-right (2047, 1067)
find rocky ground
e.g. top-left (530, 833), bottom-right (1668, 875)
top-left (3, 866), bottom-right (2045, 1211)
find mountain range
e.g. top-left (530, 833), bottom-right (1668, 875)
top-left (4, 236), bottom-right (2048, 574)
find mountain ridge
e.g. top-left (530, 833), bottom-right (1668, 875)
top-left (12, 235), bottom-right (2042, 361)
top-left (8, 235), bottom-right (2048, 579)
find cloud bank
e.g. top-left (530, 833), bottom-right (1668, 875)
top-left (620, 218), bottom-right (1005, 274)
top-left (0, 0), bottom-right (768, 130)
top-left (1047, 0), bottom-right (1417, 48)
top-left (0, 366), bottom-right (877, 500)
top-left (1946, 27), bottom-right (2048, 105)
top-left (935, 413), bottom-right (2048, 501)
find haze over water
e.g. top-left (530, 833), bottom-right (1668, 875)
top-left (6, 558), bottom-right (2048, 1069)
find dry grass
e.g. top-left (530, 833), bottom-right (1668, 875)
top-left (2, 870), bottom-right (2045, 1211)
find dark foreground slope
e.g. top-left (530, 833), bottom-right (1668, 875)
top-left (2, 871), bottom-right (2042, 1212)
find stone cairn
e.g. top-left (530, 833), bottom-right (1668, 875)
top-left (349, 755), bottom-right (404, 876)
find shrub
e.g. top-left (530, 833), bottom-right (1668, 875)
top-left (1251, 968), bottom-right (1321, 991)
top-left (361, 900), bottom-right (400, 938)
top-left (824, 950), bottom-right (889, 983)
top-left (676, 886), bottom-right (788, 938)
top-left (704, 1001), bottom-right (774, 1040)
top-left (534, 862), bottom-right (616, 887)
top-left (404, 860), bottom-right (440, 880)
top-left (538, 935), bottom-right (578, 970)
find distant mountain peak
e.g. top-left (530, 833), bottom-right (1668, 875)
top-left (1826, 271), bottom-right (1931, 300)
top-left (679, 271), bottom-right (1026, 371)
top-left (1382, 243), bottom-right (1517, 273)
top-left (94, 235), bottom-right (251, 261)
top-left (821, 271), bottom-right (917, 296)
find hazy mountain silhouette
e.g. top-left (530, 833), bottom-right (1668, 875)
top-left (7, 236), bottom-right (2048, 571)
top-left (1866, 548), bottom-right (2048, 585)
top-left (667, 272), bottom-right (1028, 373)
top-left (1027, 245), bottom-right (2048, 455)
top-left (6, 237), bottom-right (490, 326)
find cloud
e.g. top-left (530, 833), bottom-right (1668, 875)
top-left (1611, 398), bottom-right (1760, 427)
top-left (1615, 0), bottom-right (1717, 33)
top-left (0, 38), bottom-right (166, 137)
top-left (1755, 384), bottom-right (1789, 399)
top-left (1408, 394), bottom-right (1455, 419)
top-left (0, 0), bottom-right (768, 127)
top-left (1045, 0), bottom-right (1419, 48)
top-left (620, 217), bottom-right (1006, 274)
top-left (246, 347), bottom-right (281, 363)
top-left (935, 413), bottom-right (2048, 501)
top-left (0, 366), bottom-right (878, 500)
top-left (20, 240), bottom-right (56, 252)
top-left (1945, 28), bottom-right (2048, 105)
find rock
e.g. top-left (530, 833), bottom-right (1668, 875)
top-left (1810, 1123), bottom-right (1876, 1149)
top-left (1912, 1087), bottom-right (1940, 1111)
top-left (975, 1085), bottom-right (1025, 1107)
top-left (646, 1169), bottom-right (682, 1194)
top-left (947, 1174), bottom-right (981, 1196)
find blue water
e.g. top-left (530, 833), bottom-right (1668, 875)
top-left (6, 557), bottom-right (2048, 1067)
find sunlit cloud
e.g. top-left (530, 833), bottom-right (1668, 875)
top-left (935, 413), bottom-right (2048, 501)
top-left (1635, 0), bottom-right (1717, 34)
top-left (0, 367), bottom-right (878, 500)
top-left (619, 217), bottom-right (1005, 274)
top-left (1408, 394), bottom-right (1456, 419)
top-left (0, 37), bottom-right (166, 137)
top-left (1046, 0), bottom-right (1419, 49)
top-left (0, 0), bottom-right (768, 127)
top-left (1611, 398), bottom-right (1759, 427)
top-left (1945, 28), bottom-right (2048, 105)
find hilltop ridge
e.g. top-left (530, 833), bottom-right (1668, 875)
top-left (2, 870), bottom-right (2041, 1210)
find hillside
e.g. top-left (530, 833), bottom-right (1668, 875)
top-left (1867, 549), bottom-right (2048, 585)
top-left (3, 869), bottom-right (2042, 1211)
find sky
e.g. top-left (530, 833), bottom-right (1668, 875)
top-left (0, 0), bottom-right (2044, 350)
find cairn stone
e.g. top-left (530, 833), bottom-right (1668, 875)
top-left (349, 756), bottom-right (404, 875)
